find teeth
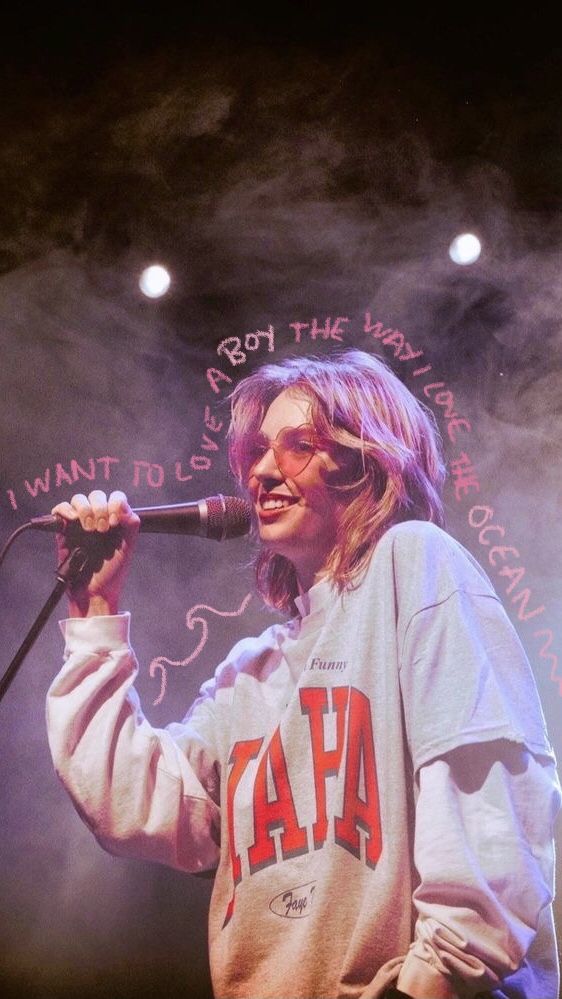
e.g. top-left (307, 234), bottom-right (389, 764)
top-left (262, 497), bottom-right (294, 510)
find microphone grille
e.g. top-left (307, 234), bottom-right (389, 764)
top-left (206, 495), bottom-right (253, 540)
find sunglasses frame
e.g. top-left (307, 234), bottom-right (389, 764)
top-left (237, 424), bottom-right (324, 480)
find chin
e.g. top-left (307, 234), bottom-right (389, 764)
top-left (258, 531), bottom-right (297, 559)
top-left (260, 538), bottom-right (296, 560)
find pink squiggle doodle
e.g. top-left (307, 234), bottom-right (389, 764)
top-left (533, 629), bottom-right (562, 696)
top-left (149, 592), bottom-right (253, 705)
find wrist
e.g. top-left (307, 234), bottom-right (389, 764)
top-left (67, 594), bottom-right (119, 617)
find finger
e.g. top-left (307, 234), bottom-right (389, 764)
top-left (107, 491), bottom-right (139, 528)
top-left (87, 489), bottom-right (112, 532)
top-left (50, 501), bottom-right (80, 522)
top-left (69, 493), bottom-right (96, 530)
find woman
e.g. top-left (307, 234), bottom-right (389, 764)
top-left (47, 350), bottom-right (561, 999)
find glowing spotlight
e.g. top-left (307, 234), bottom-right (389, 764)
top-left (449, 233), bottom-right (481, 266)
top-left (139, 264), bottom-right (171, 298)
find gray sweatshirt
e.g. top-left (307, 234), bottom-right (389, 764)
top-left (46, 521), bottom-right (561, 999)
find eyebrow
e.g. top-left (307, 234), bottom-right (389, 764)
top-left (254, 423), bottom-right (317, 441)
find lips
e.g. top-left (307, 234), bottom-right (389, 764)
top-left (257, 491), bottom-right (300, 515)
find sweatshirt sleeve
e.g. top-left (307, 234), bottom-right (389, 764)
top-left (394, 528), bottom-right (561, 997)
top-left (395, 740), bottom-right (561, 999)
top-left (46, 613), bottom-right (221, 874)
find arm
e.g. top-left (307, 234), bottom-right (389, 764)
top-left (46, 489), bottom-right (221, 873)
top-left (394, 546), bottom-right (561, 999)
top-left (47, 612), bottom-right (221, 873)
top-left (395, 740), bottom-right (560, 999)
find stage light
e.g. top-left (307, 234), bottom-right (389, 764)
top-left (449, 233), bottom-right (481, 266)
top-left (139, 264), bottom-right (171, 298)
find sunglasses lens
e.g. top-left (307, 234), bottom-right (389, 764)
top-left (236, 427), bottom-right (318, 479)
top-left (275, 428), bottom-right (316, 477)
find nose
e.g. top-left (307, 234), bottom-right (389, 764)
top-left (252, 444), bottom-right (282, 481)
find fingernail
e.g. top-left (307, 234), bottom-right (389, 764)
top-left (85, 516), bottom-right (94, 529)
top-left (109, 513), bottom-right (118, 527)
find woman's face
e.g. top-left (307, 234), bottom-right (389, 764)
top-left (246, 389), bottom-right (348, 590)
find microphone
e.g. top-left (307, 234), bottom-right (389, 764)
top-left (29, 495), bottom-right (253, 541)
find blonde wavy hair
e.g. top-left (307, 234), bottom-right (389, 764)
top-left (228, 349), bottom-right (446, 614)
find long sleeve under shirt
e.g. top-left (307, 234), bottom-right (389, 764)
top-left (46, 521), bottom-right (561, 999)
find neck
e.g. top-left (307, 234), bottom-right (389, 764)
top-left (296, 564), bottom-right (328, 596)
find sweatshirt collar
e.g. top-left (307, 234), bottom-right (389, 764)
top-left (294, 576), bottom-right (335, 620)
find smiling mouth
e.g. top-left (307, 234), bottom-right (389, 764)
top-left (259, 493), bottom-right (300, 511)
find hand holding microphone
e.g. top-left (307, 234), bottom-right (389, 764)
top-left (50, 490), bottom-right (141, 619)
top-left (48, 490), bottom-right (253, 619)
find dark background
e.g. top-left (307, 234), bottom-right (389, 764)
top-left (0, 6), bottom-right (561, 998)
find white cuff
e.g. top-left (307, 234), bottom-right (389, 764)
top-left (59, 612), bottom-right (131, 654)
top-left (396, 953), bottom-right (457, 998)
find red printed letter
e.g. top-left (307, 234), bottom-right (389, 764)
top-left (248, 727), bottom-right (308, 873)
top-left (300, 686), bottom-right (348, 849)
top-left (226, 738), bottom-right (263, 885)
top-left (334, 687), bottom-right (382, 869)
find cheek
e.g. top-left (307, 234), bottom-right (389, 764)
top-left (301, 485), bottom-right (343, 524)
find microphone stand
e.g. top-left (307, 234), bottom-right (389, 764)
top-left (0, 545), bottom-right (91, 705)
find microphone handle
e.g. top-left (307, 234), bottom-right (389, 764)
top-left (28, 495), bottom-right (251, 541)
top-left (28, 501), bottom-right (205, 536)
top-left (133, 500), bottom-right (208, 535)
